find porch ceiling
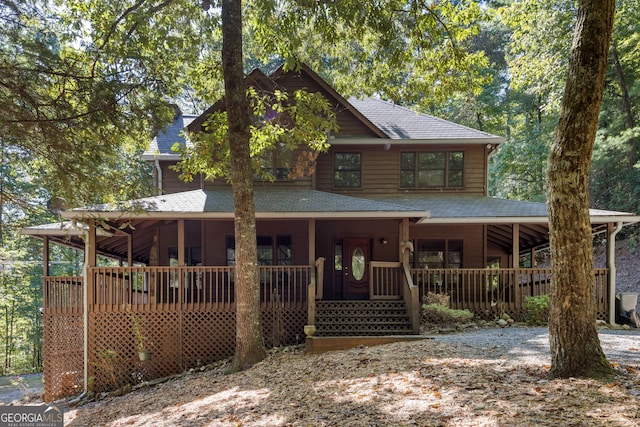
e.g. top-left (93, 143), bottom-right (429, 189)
top-left (487, 224), bottom-right (547, 252)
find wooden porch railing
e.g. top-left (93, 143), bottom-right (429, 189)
top-left (369, 262), bottom-right (420, 333)
top-left (411, 268), bottom-right (609, 318)
top-left (44, 276), bottom-right (83, 314)
top-left (402, 263), bottom-right (420, 333)
top-left (43, 266), bottom-right (610, 319)
top-left (43, 266), bottom-right (311, 313)
top-left (370, 261), bottom-right (403, 299)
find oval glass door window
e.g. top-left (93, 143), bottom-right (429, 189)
top-left (352, 247), bottom-right (365, 281)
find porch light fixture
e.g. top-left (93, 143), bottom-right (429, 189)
top-left (380, 238), bottom-right (388, 245)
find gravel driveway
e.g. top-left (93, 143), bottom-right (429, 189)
top-left (0, 373), bottom-right (43, 405)
top-left (430, 326), bottom-right (640, 366)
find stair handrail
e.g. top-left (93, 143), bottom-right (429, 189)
top-left (315, 257), bottom-right (325, 300)
top-left (306, 257), bottom-right (324, 337)
top-left (307, 275), bottom-right (316, 332)
top-left (402, 263), bottom-right (420, 334)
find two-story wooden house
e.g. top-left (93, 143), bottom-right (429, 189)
top-left (25, 64), bottom-right (640, 400)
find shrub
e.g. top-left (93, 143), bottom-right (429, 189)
top-left (424, 292), bottom-right (450, 308)
top-left (525, 294), bottom-right (550, 325)
top-left (421, 303), bottom-right (474, 325)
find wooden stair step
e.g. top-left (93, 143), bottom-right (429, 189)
top-left (314, 300), bottom-right (414, 337)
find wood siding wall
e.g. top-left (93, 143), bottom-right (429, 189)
top-left (160, 161), bottom-right (201, 194)
top-left (154, 68), bottom-right (490, 197)
top-left (155, 219), bottom-right (311, 267)
top-left (271, 71), bottom-right (380, 138)
top-left (315, 144), bottom-right (488, 196)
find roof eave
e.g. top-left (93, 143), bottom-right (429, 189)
top-left (141, 153), bottom-right (182, 161)
top-left (417, 215), bottom-right (640, 225)
top-left (21, 223), bottom-right (114, 237)
top-left (61, 210), bottom-right (429, 221)
top-left (331, 137), bottom-right (505, 145)
top-left (417, 216), bottom-right (549, 224)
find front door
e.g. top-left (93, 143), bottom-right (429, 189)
top-left (344, 238), bottom-right (370, 299)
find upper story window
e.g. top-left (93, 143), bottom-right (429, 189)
top-left (255, 143), bottom-right (293, 181)
top-left (400, 151), bottom-right (464, 188)
top-left (334, 152), bottom-right (361, 188)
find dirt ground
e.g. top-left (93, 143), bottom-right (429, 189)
top-left (61, 328), bottom-right (640, 427)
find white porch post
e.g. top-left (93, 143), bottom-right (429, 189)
top-left (607, 222), bottom-right (623, 324)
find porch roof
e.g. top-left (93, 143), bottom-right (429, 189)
top-left (370, 195), bottom-right (640, 225)
top-left (60, 189), bottom-right (430, 220)
top-left (371, 195), bottom-right (640, 252)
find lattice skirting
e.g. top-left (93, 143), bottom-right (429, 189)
top-left (44, 307), bottom-right (307, 399)
top-left (43, 314), bottom-right (84, 401)
top-left (261, 307), bottom-right (307, 348)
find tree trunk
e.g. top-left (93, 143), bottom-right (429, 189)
top-left (546, 0), bottom-right (615, 379)
top-left (221, 0), bottom-right (266, 372)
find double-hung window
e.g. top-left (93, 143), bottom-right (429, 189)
top-left (334, 152), bottom-right (361, 188)
top-left (400, 151), bottom-right (464, 188)
top-left (255, 142), bottom-right (294, 181)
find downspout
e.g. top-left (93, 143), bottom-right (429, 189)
top-left (155, 159), bottom-right (163, 196)
top-left (607, 222), bottom-right (624, 325)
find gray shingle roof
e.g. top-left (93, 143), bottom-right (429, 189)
top-left (67, 190), bottom-right (640, 224)
top-left (67, 189), bottom-right (429, 218)
top-left (373, 195), bottom-right (548, 218)
top-left (371, 195), bottom-right (638, 223)
top-left (149, 95), bottom-right (504, 158)
top-left (144, 112), bottom-right (197, 157)
top-left (347, 98), bottom-right (504, 142)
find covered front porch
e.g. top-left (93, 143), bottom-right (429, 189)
top-left (25, 190), bottom-right (640, 401)
top-left (39, 261), bottom-right (611, 398)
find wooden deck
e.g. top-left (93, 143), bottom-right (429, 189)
top-left (41, 265), bottom-right (610, 401)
